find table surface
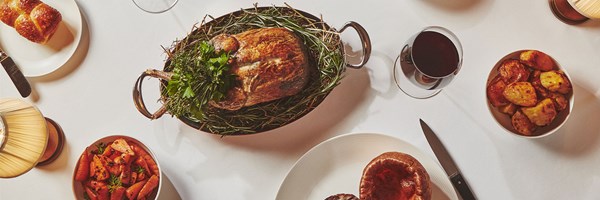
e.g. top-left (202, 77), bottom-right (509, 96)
top-left (1, 0), bottom-right (600, 199)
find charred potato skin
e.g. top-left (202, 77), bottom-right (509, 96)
top-left (499, 59), bottom-right (530, 83)
top-left (487, 75), bottom-right (510, 107)
top-left (503, 82), bottom-right (538, 107)
top-left (540, 70), bottom-right (572, 94)
top-left (499, 103), bottom-right (518, 115)
top-left (521, 98), bottom-right (558, 127)
top-left (549, 93), bottom-right (568, 111)
top-left (512, 110), bottom-right (537, 136)
top-left (520, 50), bottom-right (554, 71)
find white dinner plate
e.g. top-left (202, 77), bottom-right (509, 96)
top-left (0, 0), bottom-right (83, 77)
top-left (276, 133), bottom-right (458, 200)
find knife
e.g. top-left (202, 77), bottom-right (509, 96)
top-left (0, 49), bottom-right (31, 97)
top-left (419, 119), bottom-right (476, 200)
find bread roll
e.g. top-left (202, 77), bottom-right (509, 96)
top-left (0, 0), bottom-right (62, 43)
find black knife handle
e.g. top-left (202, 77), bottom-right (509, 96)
top-left (1, 55), bottom-right (31, 97)
top-left (450, 173), bottom-right (476, 200)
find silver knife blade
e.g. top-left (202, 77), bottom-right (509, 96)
top-left (0, 49), bottom-right (31, 97)
top-left (420, 119), bottom-right (476, 200)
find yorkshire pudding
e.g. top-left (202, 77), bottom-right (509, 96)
top-left (360, 152), bottom-right (431, 200)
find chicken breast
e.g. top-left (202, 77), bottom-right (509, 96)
top-left (208, 28), bottom-right (310, 110)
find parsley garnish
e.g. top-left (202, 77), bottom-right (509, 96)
top-left (95, 142), bottom-right (107, 154)
top-left (107, 174), bottom-right (122, 192)
top-left (165, 41), bottom-right (235, 120)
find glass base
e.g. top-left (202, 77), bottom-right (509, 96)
top-left (132, 0), bottom-right (179, 14)
top-left (549, 0), bottom-right (589, 25)
top-left (393, 55), bottom-right (442, 99)
top-left (36, 118), bottom-right (65, 166)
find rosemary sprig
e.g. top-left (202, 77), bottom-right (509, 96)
top-left (161, 5), bottom-right (345, 135)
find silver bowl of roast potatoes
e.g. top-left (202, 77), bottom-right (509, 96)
top-left (486, 50), bottom-right (574, 138)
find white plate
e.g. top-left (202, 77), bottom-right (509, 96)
top-left (276, 133), bottom-right (458, 200)
top-left (0, 0), bottom-right (83, 77)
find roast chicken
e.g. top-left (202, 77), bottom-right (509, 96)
top-left (208, 27), bottom-right (310, 110)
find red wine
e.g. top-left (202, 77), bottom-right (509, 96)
top-left (411, 31), bottom-right (459, 78)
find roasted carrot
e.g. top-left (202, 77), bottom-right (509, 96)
top-left (75, 150), bottom-right (90, 181)
top-left (85, 186), bottom-right (98, 200)
top-left (137, 175), bottom-right (159, 200)
top-left (119, 164), bottom-right (131, 185)
top-left (137, 171), bottom-right (146, 182)
top-left (110, 186), bottom-right (126, 200)
top-left (143, 155), bottom-right (159, 177)
top-left (135, 156), bottom-right (151, 177)
top-left (97, 186), bottom-right (109, 200)
top-left (130, 171), bottom-right (138, 184)
top-left (126, 180), bottom-right (147, 200)
top-left (86, 180), bottom-right (107, 192)
top-left (131, 144), bottom-right (160, 177)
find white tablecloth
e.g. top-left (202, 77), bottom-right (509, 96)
top-left (1, 0), bottom-right (600, 199)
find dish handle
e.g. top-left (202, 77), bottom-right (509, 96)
top-left (133, 69), bottom-right (172, 119)
top-left (339, 21), bottom-right (371, 69)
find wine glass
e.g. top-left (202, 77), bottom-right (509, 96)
top-left (393, 26), bottom-right (463, 99)
top-left (132, 0), bottom-right (179, 14)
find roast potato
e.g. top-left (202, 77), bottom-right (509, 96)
top-left (512, 110), bottom-right (536, 136)
top-left (499, 59), bottom-right (530, 83)
top-left (503, 82), bottom-right (537, 107)
top-left (521, 98), bottom-right (557, 126)
top-left (499, 103), bottom-right (518, 115)
top-left (520, 50), bottom-right (554, 71)
top-left (549, 92), bottom-right (568, 111)
top-left (487, 75), bottom-right (510, 107)
top-left (540, 70), bottom-right (572, 94)
top-left (529, 70), bottom-right (550, 98)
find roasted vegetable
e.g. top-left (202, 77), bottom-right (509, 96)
top-left (499, 103), bottom-right (518, 115)
top-left (521, 98), bottom-right (557, 126)
top-left (503, 82), bottom-right (537, 107)
top-left (132, 143), bottom-right (159, 177)
top-left (110, 186), bottom-right (126, 200)
top-left (529, 70), bottom-right (550, 98)
top-left (85, 186), bottom-right (99, 200)
top-left (111, 139), bottom-right (135, 156)
top-left (487, 75), bottom-right (510, 107)
top-left (549, 92), bottom-right (569, 111)
top-left (97, 187), bottom-right (109, 200)
top-left (75, 150), bottom-right (91, 181)
top-left (540, 70), bottom-right (571, 94)
top-left (499, 59), bottom-right (530, 83)
top-left (520, 50), bottom-right (554, 71)
top-left (92, 155), bottom-right (110, 181)
top-left (512, 110), bottom-right (537, 136)
top-left (137, 175), bottom-right (159, 200)
top-left (126, 180), bottom-right (147, 200)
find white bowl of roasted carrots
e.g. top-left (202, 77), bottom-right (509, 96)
top-left (72, 135), bottom-right (162, 200)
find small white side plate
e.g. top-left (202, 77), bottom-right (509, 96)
top-left (0, 0), bottom-right (83, 77)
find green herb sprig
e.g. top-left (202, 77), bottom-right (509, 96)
top-left (95, 143), bottom-right (107, 155)
top-left (107, 174), bottom-right (122, 193)
top-left (165, 41), bottom-right (235, 120)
